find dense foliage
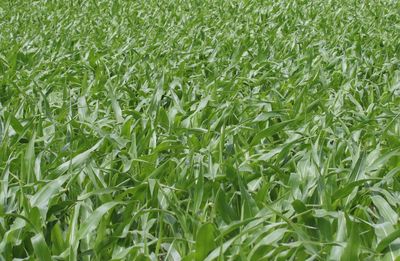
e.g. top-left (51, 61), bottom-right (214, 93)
top-left (1, 0), bottom-right (400, 260)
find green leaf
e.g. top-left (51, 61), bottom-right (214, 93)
top-left (237, 173), bottom-right (258, 219)
top-left (4, 112), bottom-right (24, 135)
top-left (31, 233), bottom-right (52, 261)
top-left (204, 237), bottom-right (235, 261)
top-left (332, 179), bottom-right (377, 201)
top-left (250, 120), bottom-right (295, 146)
top-left (51, 222), bottom-right (66, 255)
top-left (195, 223), bottom-right (216, 261)
top-left (372, 195), bottom-right (398, 224)
top-left (348, 152), bottom-right (366, 182)
top-left (23, 132), bottom-right (36, 183)
top-left (340, 217), bottom-right (359, 261)
top-left (30, 175), bottom-right (69, 217)
top-left (76, 201), bottom-right (121, 241)
top-left (215, 189), bottom-right (238, 223)
top-left (56, 139), bottom-right (103, 174)
top-left (376, 229), bottom-right (400, 253)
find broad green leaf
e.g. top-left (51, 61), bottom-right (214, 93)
top-left (250, 120), bottom-right (295, 146)
top-left (348, 151), bottom-right (366, 182)
top-left (332, 179), bottom-right (377, 201)
top-left (195, 223), bottom-right (216, 261)
top-left (372, 195), bottom-right (398, 224)
top-left (249, 228), bottom-right (287, 260)
top-left (204, 237), bottom-right (235, 261)
top-left (31, 233), bottom-right (52, 261)
top-left (76, 201), bottom-right (121, 241)
top-left (56, 139), bottom-right (103, 174)
top-left (30, 175), bottom-right (69, 217)
top-left (23, 132), bottom-right (36, 183)
top-left (376, 229), bottom-right (400, 253)
top-left (215, 189), bottom-right (238, 223)
top-left (340, 217), bottom-right (359, 261)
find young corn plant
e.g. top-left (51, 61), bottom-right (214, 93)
top-left (1, 0), bottom-right (400, 260)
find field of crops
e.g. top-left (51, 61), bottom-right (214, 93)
top-left (1, 0), bottom-right (400, 260)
